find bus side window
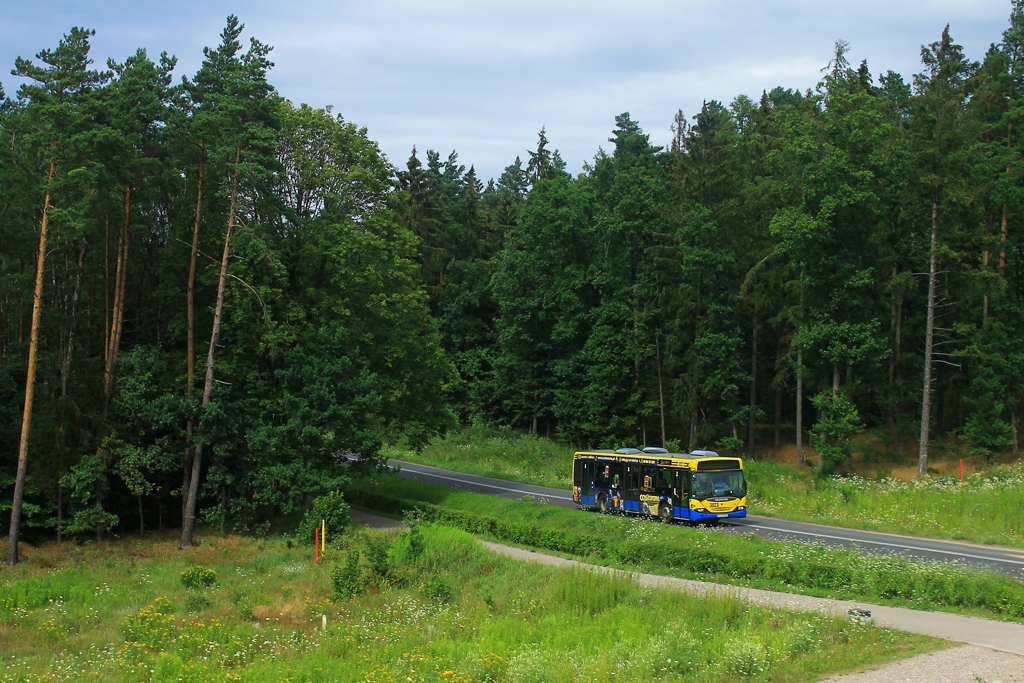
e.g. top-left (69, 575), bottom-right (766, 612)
top-left (612, 463), bottom-right (625, 489)
top-left (640, 466), bottom-right (654, 493)
top-left (656, 466), bottom-right (672, 494)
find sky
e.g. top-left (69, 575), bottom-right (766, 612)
top-left (0, 0), bottom-right (1014, 182)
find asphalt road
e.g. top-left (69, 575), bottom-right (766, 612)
top-left (389, 459), bottom-right (1024, 579)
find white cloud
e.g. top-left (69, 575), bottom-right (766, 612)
top-left (0, 0), bottom-right (1013, 180)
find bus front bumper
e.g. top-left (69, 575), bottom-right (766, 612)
top-left (685, 507), bottom-right (746, 521)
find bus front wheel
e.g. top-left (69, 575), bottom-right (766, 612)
top-left (597, 494), bottom-right (608, 514)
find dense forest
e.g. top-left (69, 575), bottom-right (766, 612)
top-left (2, 6), bottom-right (1023, 559)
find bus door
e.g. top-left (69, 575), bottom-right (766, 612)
top-left (573, 459), bottom-right (594, 505)
top-left (624, 464), bottom-right (639, 512)
top-left (673, 469), bottom-right (688, 518)
top-left (656, 465), bottom-right (676, 510)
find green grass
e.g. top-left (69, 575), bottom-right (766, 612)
top-left (386, 425), bottom-right (573, 489)
top-left (745, 460), bottom-right (1024, 547)
top-left (390, 426), bottom-right (1024, 547)
top-left (0, 524), bottom-right (943, 682)
top-left (348, 475), bottom-right (1024, 622)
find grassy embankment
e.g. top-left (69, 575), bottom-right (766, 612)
top-left (348, 474), bottom-right (1024, 622)
top-left (0, 527), bottom-right (940, 683)
top-left (387, 426), bottom-right (1024, 547)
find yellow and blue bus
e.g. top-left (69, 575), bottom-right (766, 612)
top-left (571, 447), bottom-right (747, 522)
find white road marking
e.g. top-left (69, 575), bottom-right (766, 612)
top-left (398, 462), bottom-right (1022, 570)
top-left (741, 522), bottom-right (1024, 566)
top-left (399, 465), bottom-right (574, 501)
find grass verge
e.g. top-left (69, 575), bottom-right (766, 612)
top-left (386, 425), bottom-right (573, 489)
top-left (0, 526), bottom-right (942, 682)
top-left (745, 460), bottom-right (1024, 547)
top-left (348, 475), bottom-right (1024, 622)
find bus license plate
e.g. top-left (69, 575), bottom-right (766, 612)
top-left (717, 514), bottom-right (727, 518)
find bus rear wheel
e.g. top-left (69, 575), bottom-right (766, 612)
top-left (597, 494), bottom-right (608, 514)
top-left (659, 503), bottom-right (673, 524)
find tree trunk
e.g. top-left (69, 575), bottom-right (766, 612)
top-left (104, 216), bottom-right (109, 364)
top-left (103, 187), bottom-right (131, 417)
top-left (182, 148), bottom-right (205, 528)
top-left (1000, 201), bottom-right (1008, 277)
top-left (796, 349), bottom-right (804, 467)
top-left (773, 385), bottom-right (782, 451)
top-left (8, 162), bottom-right (55, 566)
top-left (138, 494), bottom-right (144, 536)
top-left (747, 310), bottom-right (758, 459)
top-left (816, 367), bottom-right (833, 477)
top-left (56, 241), bottom-right (86, 546)
top-left (888, 264), bottom-right (902, 455)
top-left (796, 278), bottom-right (805, 467)
top-left (888, 270), bottom-right (897, 396)
top-left (182, 149), bottom-right (240, 549)
top-left (918, 197), bottom-right (939, 479)
top-left (187, 147), bottom-right (205, 390)
top-left (62, 241), bottom-right (88, 398)
top-left (656, 338), bottom-right (666, 447)
top-left (688, 363), bottom-right (701, 452)
top-left (895, 296), bottom-right (904, 456)
top-left (1012, 407), bottom-right (1019, 458)
top-left (730, 392), bottom-right (739, 446)
top-left (983, 215), bottom-right (991, 326)
top-left (17, 259), bottom-right (24, 344)
top-left (181, 465), bottom-right (190, 526)
top-left (57, 482), bottom-right (63, 545)
top-left (839, 363), bottom-right (853, 474)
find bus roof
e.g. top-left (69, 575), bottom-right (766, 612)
top-left (574, 449), bottom-right (744, 470)
top-left (575, 448), bottom-right (724, 459)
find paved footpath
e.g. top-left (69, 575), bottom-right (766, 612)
top-left (352, 509), bottom-right (1024, 679)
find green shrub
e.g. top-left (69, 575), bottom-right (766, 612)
top-left (179, 566), bottom-right (217, 589)
top-left (331, 550), bottom-right (366, 601)
top-left (874, 569), bottom-right (913, 599)
top-left (184, 593), bottom-right (210, 612)
top-left (297, 490), bottom-right (351, 549)
top-left (227, 585), bottom-right (257, 621)
top-left (420, 575), bottom-right (454, 602)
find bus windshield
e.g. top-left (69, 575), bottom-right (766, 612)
top-left (691, 470), bottom-right (745, 500)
